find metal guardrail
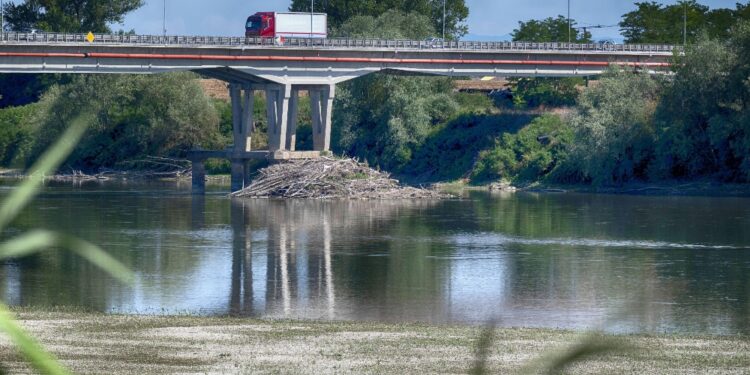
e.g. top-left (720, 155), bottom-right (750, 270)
top-left (0, 32), bottom-right (681, 53)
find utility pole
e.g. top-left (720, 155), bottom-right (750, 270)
top-left (311, 0), bottom-right (314, 38)
top-left (163, 0), bottom-right (167, 36)
top-left (567, 0), bottom-right (571, 44)
top-left (1, 0), bottom-right (4, 36)
top-left (683, 2), bottom-right (687, 45)
top-left (442, 0), bottom-right (446, 40)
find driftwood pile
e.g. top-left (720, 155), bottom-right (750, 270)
top-left (47, 157), bottom-right (192, 182)
top-left (232, 158), bottom-right (448, 200)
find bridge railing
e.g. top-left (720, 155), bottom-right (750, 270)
top-left (0, 32), bottom-right (681, 53)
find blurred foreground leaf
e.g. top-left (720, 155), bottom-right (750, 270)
top-left (469, 321), bottom-right (497, 375)
top-left (0, 304), bottom-right (71, 375)
top-left (520, 333), bottom-right (634, 374)
top-left (0, 113), bottom-right (90, 231)
top-left (0, 112), bottom-right (133, 374)
top-left (0, 230), bottom-right (134, 285)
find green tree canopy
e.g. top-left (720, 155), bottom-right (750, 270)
top-left (653, 21), bottom-right (750, 181)
top-left (509, 16), bottom-right (589, 109)
top-left (560, 69), bottom-right (662, 185)
top-left (620, 1), bottom-right (750, 44)
top-left (2, 0), bottom-right (143, 33)
top-left (289, 0), bottom-right (468, 39)
top-left (27, 73), bottom-right (223, 170)
top-left (512, 15), bottom-right (592, 43)
top-left (324, 9), bottom-right (459, 171)
top-left (333, 10), bottom-right (435, 39)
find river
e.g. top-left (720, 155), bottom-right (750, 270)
top-left (1, 180), bottom-right (749, 335)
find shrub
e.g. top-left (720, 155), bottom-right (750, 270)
top-left (0, 104), bottom-right (37, 168)
top-left (558, 69), bottom-right (662, 185)
top-left (471, 114), bottom-right (572, 183)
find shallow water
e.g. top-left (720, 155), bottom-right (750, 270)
top-left (1, 180), bottom-right (749, 335)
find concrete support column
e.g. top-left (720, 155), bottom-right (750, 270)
top-left (311, 84), bottom-right (336, 152)
top-left (286, 89), bottom-right (300, 151)
top-left (231, 84), bottom-right (257, 192)
top-left (241, 85), bottom-right (255, 152)
top-left (230, 83), bottom-right (243, 152)
top-left (266, 84), bottom-right (292, 152)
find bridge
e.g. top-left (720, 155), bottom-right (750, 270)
top-left (0, 32), bottom-right (679, 192)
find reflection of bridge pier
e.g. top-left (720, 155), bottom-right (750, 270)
top-left (229, 199), bottom-right (253, 314)
top-left (227, 199), bottom-right (338, 318)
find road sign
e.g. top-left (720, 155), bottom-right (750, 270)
top-left (86, 32), bottom-right (95, 43)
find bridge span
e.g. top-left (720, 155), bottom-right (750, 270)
top-left (0, 32), bottom-right (679, 192)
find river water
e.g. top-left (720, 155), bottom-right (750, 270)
top-left (1, 180), bottom-right (749, 335)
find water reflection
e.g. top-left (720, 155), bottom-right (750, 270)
top-left (1, 181), bottom-right (749, 335)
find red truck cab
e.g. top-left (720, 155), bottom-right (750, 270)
top-left (246, 12), bottom-right (274, 37)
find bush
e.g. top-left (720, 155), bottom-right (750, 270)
top-left (406, 113), bottom-right (534, 182)
top-left (0, 104), bottom-right (37, 168)
top-left (510, 78), bottom-right (583, 108)
top-left (558, 69), bottom-right (662, 185)
top-left (471, 114), bottom-right (572, 183)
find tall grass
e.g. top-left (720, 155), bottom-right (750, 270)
top-left (0, 113), bottom-right (134, 374)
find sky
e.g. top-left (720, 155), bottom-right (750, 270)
top-left (107, 0), bottom-right (747, 41)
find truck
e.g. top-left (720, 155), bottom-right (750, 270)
top-left (245, 12), bottom-right (327, 39)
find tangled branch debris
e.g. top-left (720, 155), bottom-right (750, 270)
top-left (232, 158), bottom-right (449, 200)
top-left (46, 156), bottom-right (192, 182)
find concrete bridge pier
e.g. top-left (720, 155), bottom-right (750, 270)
top-left (310, 85), bottom-right (336, 152)
top-left (265, 83), bottom-right (336, 153)
top-left (193, 82), bottom-right (337, 194)
top-left (230, 83), bottom-right (256, 192)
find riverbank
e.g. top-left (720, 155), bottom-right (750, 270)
top-left (4, 167), bottom-right (750, 198)
top-left (0, 310), bottom-right (748, 374)
top-left (436, 180), bottom-right (750, 198)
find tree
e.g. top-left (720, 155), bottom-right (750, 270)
top-left (333, 10), bottom-right (435, 39)
top-left (0, 0), bottom-right (144, 109)
top-left (2, 0), bottom-right (143, 33)
top-left (559, 69), bottom-right (662, 185)
top-left (619, 1), bottom-right (750, 44)
top-left (289, 0), bottom-right (468, 39)
top-left (512, 15), bottom-right (592, 43)
top-left (653, 21), bottom-right (750, 181)
top-left (333, 73), bottom-right (458, 171)
top-left (509, 16), bottom-right (590, 109)
top-left (27, 73), bottom-right (224, 170)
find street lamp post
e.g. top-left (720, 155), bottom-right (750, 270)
top-left (311, 0), bottom-right (314, 39)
